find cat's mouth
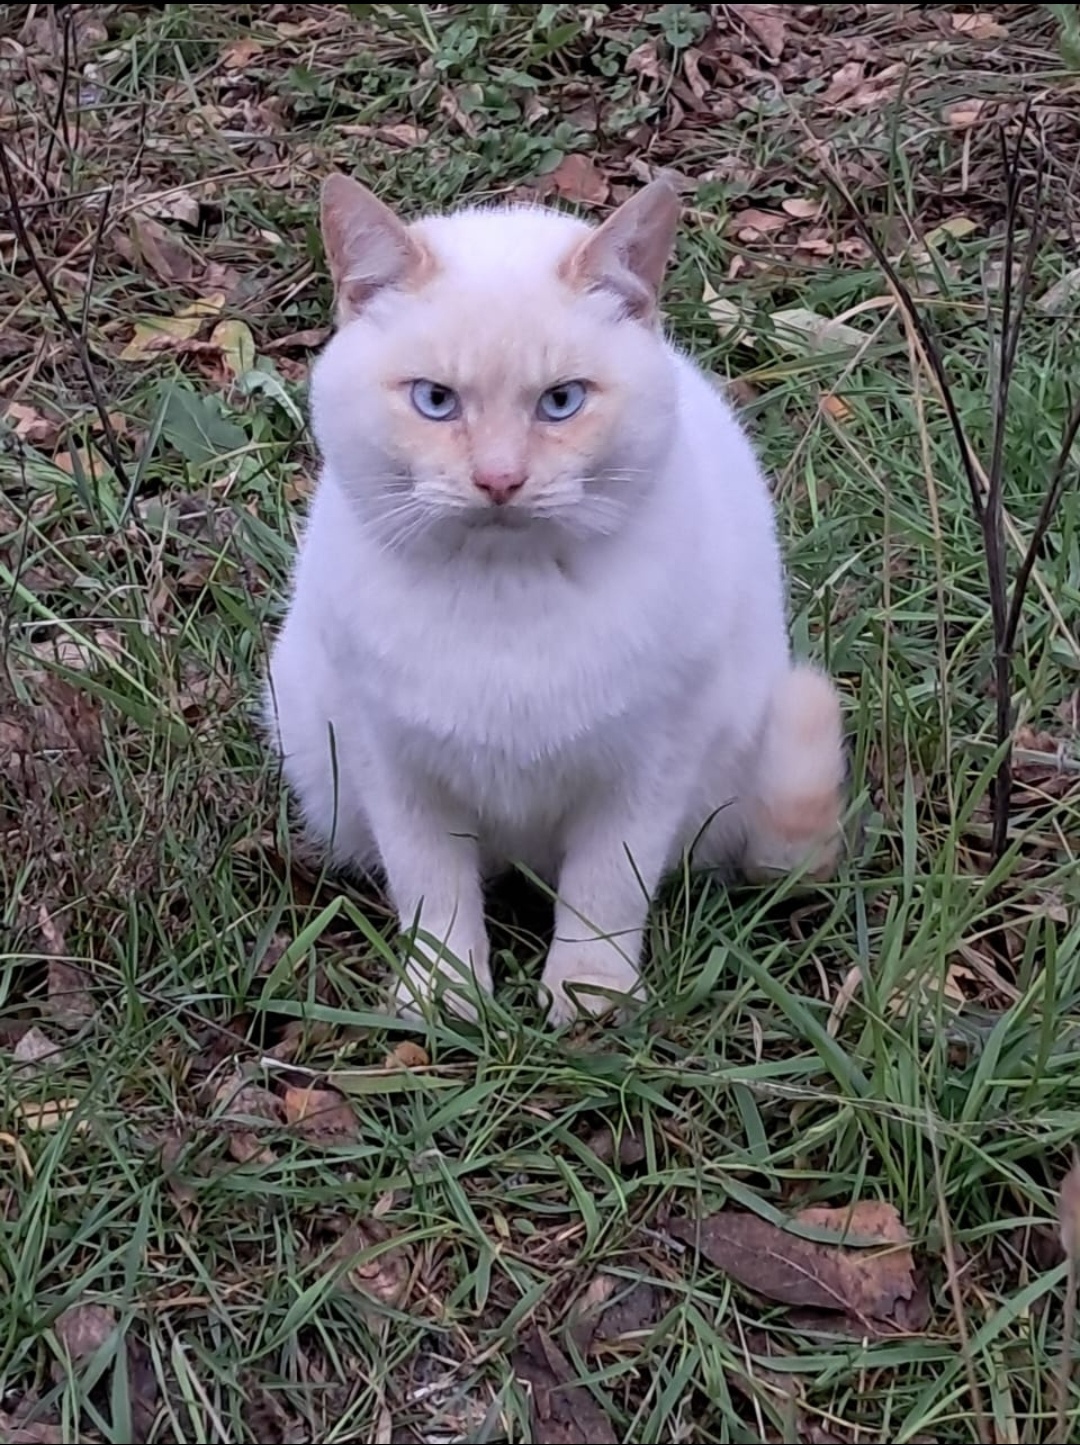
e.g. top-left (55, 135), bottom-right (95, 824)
top-left (462, 505), bottom-right (533, 531)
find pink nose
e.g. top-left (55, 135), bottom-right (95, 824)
top-left (473, 469), bottom-right (526, 506)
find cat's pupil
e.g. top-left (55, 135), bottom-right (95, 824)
top-left (431, 387), bottom-right (448, 407)
top-left (552, 389), bottom-right (568, 408)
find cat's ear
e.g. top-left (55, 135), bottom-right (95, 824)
top-left (563, 176), bottom-right (679, 321)
top-left (321, 174), bottom-right (432, 323)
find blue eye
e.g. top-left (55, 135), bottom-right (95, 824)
top-left (537, 381), bottom-right (587, 422)
top-left (411, 380), bottom-right (461, 420)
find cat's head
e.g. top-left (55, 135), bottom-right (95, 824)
top-left (309, 171), bottom-right (681, 550)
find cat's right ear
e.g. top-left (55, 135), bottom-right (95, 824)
top-left (321, 174), bottom-right (431, 323)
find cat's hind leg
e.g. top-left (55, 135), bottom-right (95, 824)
top-left (741, 664), bottom-right (845, 883)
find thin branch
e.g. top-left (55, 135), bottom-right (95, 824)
top-left (1004, 395), bottom-right (1080, 657)
top-left (0, 141), bottom-right (132, 499)
top-left (832, 196), bottom-right (988, 529)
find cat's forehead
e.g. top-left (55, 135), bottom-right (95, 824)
top-left (412, 204), bottom-right (591, 283)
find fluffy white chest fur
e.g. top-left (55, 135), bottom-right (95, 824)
top-left (265, 173), bottom-right (844, 1024)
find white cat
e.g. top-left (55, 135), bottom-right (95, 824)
top-left (265, 172), bottom-right (845, 1025)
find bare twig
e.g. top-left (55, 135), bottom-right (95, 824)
top-left (41, 5), bottom-right (76, 183)
top-left (813, 106), bottom-right (1075, 867)
top-left (1005, 397), bottom-right (1080, 658)
top-left (0, 142), bottom-right (132, 500)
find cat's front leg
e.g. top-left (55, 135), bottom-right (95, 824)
top-left (541, 791), bottom-right (679, 1026)
top-left (365, 779), bottom-right (492, 1020)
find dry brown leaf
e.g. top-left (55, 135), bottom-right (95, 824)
top-left (944, 98), bottom-right (986, 130)
top-left (782, 197), bottom-right (823, 220)
top-left (821, 61), bottom-right (865, 106)
top-left (512, 1327), bottom-right (618, 1445)
top-left (333, 1220), bottom-right (410, 1308)
top-left (15, 1098), bottom-right (86, 1132)
top-left (625, 38), bottom-right (663, 83)
top-left (220, 37), bottom-right (263, 69)
top-left (213, 1075), bottom-right (284, 1165)
top-left (265, 327), bottom-right (330, 352)
top-left (3, 402), bottom-right (61, 448)
top-left (119, 294), bottom-right (226, 361)
top-left (732, 3), bottom-right (787, 60)
top-left (384, 1040), bottom-right (430, 1070)
top-left (13, 1026), bottom-right (59, 1073)
top-left (46, 957), bottom-right (95, 1029)
top-left (1059, 1158), bottom-right (1080, 1259)
top-left (283, 1085), bottom-right (358, 1142)
top-left (0, 1411), bottom-right (64, 1444)
top-left (731, 208), bottom-right (786, 241)
top-left (950, 13), bottom-right (1008, 40)
top-left (669, 1200), bottom-right (919, 1326)
top-left (37, 907), bottom-right (96, 1030)
top-left (820, 393), bottom-right (853, 423)
top-left (53, 1302), bottom-right (116, 1368)
top-left (547, 153), bottom-right (610, 206)
top-left (585, 1123), bottom-right (647, 1169)
top-left (127, 216), bottom-right (193, 286)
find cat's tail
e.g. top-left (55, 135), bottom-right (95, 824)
top-left (743, 664), bottom-right (846, 883)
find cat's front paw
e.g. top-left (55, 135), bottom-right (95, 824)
top-left (540, 942), bottom-right (644, 1027)
top-left (393, 938), bottom-right (493, 1023)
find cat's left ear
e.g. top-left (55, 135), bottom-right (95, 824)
top-left (563, 175), bottom-right (679, 322)
top-left (321, 173), bottom-right (432, 323)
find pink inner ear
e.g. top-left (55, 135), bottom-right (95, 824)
top-left (560, 178), bottom-right (679, 320)
top-left (321, 175), bottom-right (434, 320)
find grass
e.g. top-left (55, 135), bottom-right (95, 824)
top-left (2, 4), bottom-right (1080, 1442)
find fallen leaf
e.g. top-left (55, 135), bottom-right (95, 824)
top-left (38, 907), bottom-right (96, 1030)
top-left (770, 307), bottom-right (864, 354)
top-left (547, 153), bottom-right (610, 206)
top-left (212, 1075), bottom-right (284, 1165)
top-left (1059, 1158), bottom-right (1080, 1259)
top-left (264, 327), bottom-right (330, 352)
top-left (669, 1200), bottom-right (919, 1326)
top-left (128, 215), bottom-right (193, 285)
top-left (781, 197), bottom-right (822, 220)
top-left (943, 98), bottom-right (986, 130)
top-left (333, 1219), bottom-right (409, 1308)
top-left (0, 1411), bottom-right (64, 1444)
top-left (733, 3), bottom-right (787, 60)
top-left (821, 61), bottom-right (866, 106)
top-left (384, 1041), bottom-right (429, 1070)
top-left (730, 207), bottom-right (787, 240)
top-left (438, 85), bottom-right (480, 138)
top-left (283, 1085), bottom-right (358, 1142)
top-left (119, 294), bottom-right (226, 361)
top-left (625, 38), bottom-right (663, 83)
top-left (53, 1302), bottom-right (116, 1368)
top-left (950, 13), bottom-right (1008, 40)
top-left (701, 282), bottom-right (750, 347)
top-left (589, 1280), bottom-right (662, 1346)
top-left (14, 1099), bottom-right (86, 1132)
top-left (584, 1123), bottom-right (647, 1169)
top-left (1038, 267), bottom-right (1080, 316)
top-left (211, 318), bottom-right (256, 379)
top-left (13, 1026), bottom-right (59, 1073)
top-left (925, 215), bottom-right (977, 246)
top-left (131, 190), bottom-right (201, 226)
top-left (220, 37), bottom-right (263, 69)
top-left (512, 1327), bottom-right (618, 1444)
top-left (820, 393), bottom-right (853, 423)
top-left (2, 402), bottom-right (61, 447)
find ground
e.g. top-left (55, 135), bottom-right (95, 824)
top-left (1, 4), bottom-right (1080, 1443)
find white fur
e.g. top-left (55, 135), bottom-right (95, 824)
top-left (265, 192), bottom-right (844, 1024)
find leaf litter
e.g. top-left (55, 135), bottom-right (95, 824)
top-left (670, 1199), bottom-right (926, 1333)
